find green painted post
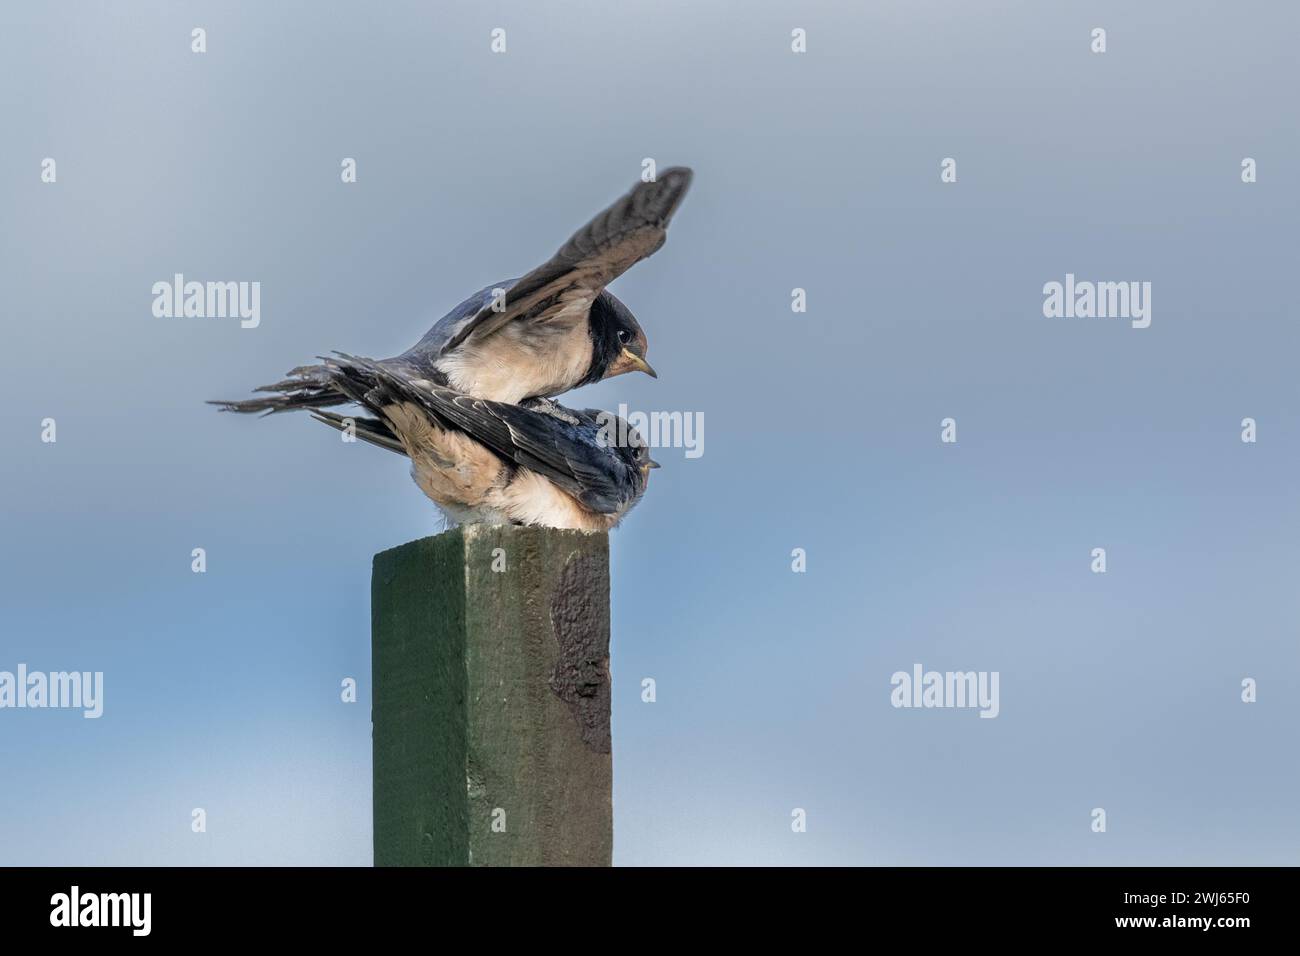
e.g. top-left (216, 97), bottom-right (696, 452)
top-left (371, 525), bottom-right (613, 866)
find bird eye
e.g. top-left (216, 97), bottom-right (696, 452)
top-left (617, 329), bottom-right (630, 344)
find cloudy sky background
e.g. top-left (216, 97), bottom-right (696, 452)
top-left (1, 0), bottom-right (1297, 864)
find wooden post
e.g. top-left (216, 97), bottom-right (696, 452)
top-left (371, 525), bottom-right (613, 866)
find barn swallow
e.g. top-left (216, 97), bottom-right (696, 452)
top-left (299, 354), bottom-right (657, 530)
top-left (215, 167), bottom-right (692, 413)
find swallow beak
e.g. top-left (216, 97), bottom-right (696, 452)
top-left (642, 459), bottom-right (661, 472)
top-left (620, 346), bottom-right (658, 379)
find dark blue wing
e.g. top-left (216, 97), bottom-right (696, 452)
top-left (326, 356), bottom-right (638, 516)
top-left (393, 279), bottom-right (519, 369)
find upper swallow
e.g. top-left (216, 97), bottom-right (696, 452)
top-left (215, 168), bottom-right (692, 413)
top-left (307, 354), bottom-right (657, 530)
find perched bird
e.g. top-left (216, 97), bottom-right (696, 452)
top-left (296, 355), bottom-right (658, 530)
top-left (216, 167), bottom-right (692, 412)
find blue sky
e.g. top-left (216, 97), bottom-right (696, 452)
top-left (1, 0), bottom-right (1297, 865)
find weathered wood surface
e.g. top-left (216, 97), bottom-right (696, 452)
top-left (372, 525), bottom-right (612, 866)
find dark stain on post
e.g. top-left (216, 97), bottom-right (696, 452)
top-left (549, 550), bottom-right (612, 754)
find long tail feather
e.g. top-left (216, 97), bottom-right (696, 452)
top-left (208, 364), bottom-right (346, 414)
top-left (310, 410), bottom-right (407, 456)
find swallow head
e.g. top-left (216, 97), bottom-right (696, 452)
top-left (596, 416), bottom-right (659, 492)
top-left (588, 291), bottom-right (657, 383)
top-left (627, 425), bottom-right (660, 485)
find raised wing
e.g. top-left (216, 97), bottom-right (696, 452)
top-left (439, 167), bottom-right (693, 352)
